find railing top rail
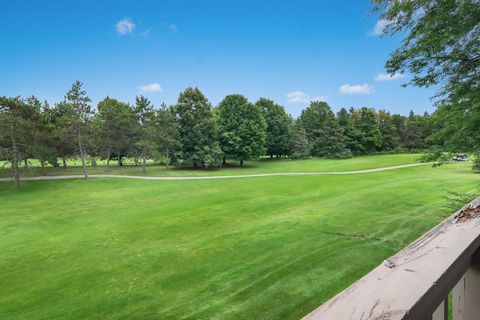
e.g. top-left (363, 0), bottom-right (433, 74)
top-left (303, 197), bottom-right (480, 320)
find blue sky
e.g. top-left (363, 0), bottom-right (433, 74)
top-left (0, 1), bottom-right (436, 117)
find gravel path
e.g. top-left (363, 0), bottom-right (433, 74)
top-left (0, 162), bottom-right (431, 182)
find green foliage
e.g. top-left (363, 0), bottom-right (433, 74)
top-left (418, 150), bottom-right (451, 168)
top-left (321, 112), bottom-right (352, 159)
top-left (428, 103), bottom-right (480, 151)
top-left (218, 94), bottom-right (266, 165)
top-left (472, 158), bottom-right (480, 172)
top-left (378, 109), bottom-right (400, 151)
top-left (290, 120), bottom-right (311, 159)
top-left (356, 107), bottom-right (382, 153)
top-left (256, 98), bottom-right (292, 158)
top-left (0, 83), bottom-right (449, 179)
top-left (299, 101), bottom-right (350, 157)
top-left (96, 96), bottom-right (136, 165)
top-left (0, 96), bottom-right (41, 188)
top-left (64, 80), bottom-right (92, 126)
top-left (134, 95), bottom-right (158, 171)
top-left (373, 0), bottom-right (480, 104)
top-left (373, 0), bottom-right (480, 153)
top-left (63, 81), bottom-right (93, 176)
top-left (173, 87), bottom-right (222, 167)
top-left (337, 108), bottom-right (364, 155)
top-left (404, 111), bottom-right (425, 150)
top-left (155, 104), bottom-right (181, 167)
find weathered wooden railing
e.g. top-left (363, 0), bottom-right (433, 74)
top-left (303, 197), bottom-right (480, 320)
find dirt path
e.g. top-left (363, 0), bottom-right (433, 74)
top-left (0, 163), bottom-right (432, 182)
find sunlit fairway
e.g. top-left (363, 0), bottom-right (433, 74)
top-left (0, 153), bottom-right (419, 178)
top-left (1, 157), bottom-right (478, 319)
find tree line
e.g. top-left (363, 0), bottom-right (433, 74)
top-left (1, 81), bottom-right (437, 189)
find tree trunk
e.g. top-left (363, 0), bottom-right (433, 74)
top-left (106, 145), bottom-right (111, 172)
top-left (11, 124), bottom-right (20, 190)
top-left (118, 152), bottom-right (123, 166)
top-left (165, 147), bottom-right (170, 169)
top-left (240, 159), bottom-right (244, 167)
top-left (78, 131), bottom-right (88, 179)
top-left (40, 160), bottom-right (46, 176)
top-left (270, 154), bottom-right (273, 159)
top-left (91, 157), bottom-right (97, 167)
top-left (62, 157), bottom-right (67, 169)
top-left (142, 147), bottom-right (147, 174)
top-left (26, 161), bottom-right (35, 177)
top-left (223, 156), bottom-right (226, 165)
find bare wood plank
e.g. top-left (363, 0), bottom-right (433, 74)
top-left (303, 198), bottom-right (480, 320)
top-left (453, 262), bottom-right (480, 320)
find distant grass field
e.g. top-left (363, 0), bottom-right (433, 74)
top-left (0, 154), bottom-right (420, 178)
top-left (0, 157), bottom-right (478, 319)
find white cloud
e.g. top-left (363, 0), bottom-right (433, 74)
top-left (286, 91), bottom-right (326, 104)
top-left (138, 83), bottom-right (163, 93)
top-left (375, 72), bottom-right (404, 81)
top-left (339, 84), bottom-right (374, 94)
top-left (372, 19), bottom-right (389, 36)
top-left (310, 96), bottom-right (327, 102)
top-left (116, 18), bottom-right (136, 35)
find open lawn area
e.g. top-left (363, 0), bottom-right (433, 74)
top-left (1, 157), bottom-right (478, 319)
top-left (0, 153), bottom-right (420, 178)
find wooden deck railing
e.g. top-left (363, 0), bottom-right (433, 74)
top-left (303, 197), bottom-right (480, 320)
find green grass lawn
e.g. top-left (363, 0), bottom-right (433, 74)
top-left (0, 158), bottom-right (478, 319)
top-left (0, 153), bottom-right (421, 178)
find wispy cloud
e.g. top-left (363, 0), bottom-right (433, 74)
top-left (116, 18), bottom-right (136, 36)
top-left (375, 72), bottom-right (404, 81)
top-left (339, 84), bottom-right (374, 94)
top-left (169, 24), bottom-right (179, 34)
top-left (140, 29), bottom-right (151, 38)
top-left (372, 19), bottom-right (389, 36)
top-left (138, 83), bottom-right (163, 93)
top-left (286, 91), bottom-right (326, 104)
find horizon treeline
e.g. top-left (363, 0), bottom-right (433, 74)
top-left (1, 81), bottom-right (442, 187)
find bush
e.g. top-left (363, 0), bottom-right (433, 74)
top-left (472, 158), bottom-right (480, 172)
top-left (326, 149), bottom-right (353, 159)
top-left (291, 152), bottom-right (310, 160)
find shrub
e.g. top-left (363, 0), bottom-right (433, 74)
top-left (472, 158), bottom-right (480, 172)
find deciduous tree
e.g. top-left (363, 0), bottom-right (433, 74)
top-left (218, 94), bottom-right (266, 166)
top-left (256, 98), bottom-right (292, 158)
top-left (156, 104), bottom-right (181, 168)
top-left (299, 101), bottom-right (331, 156)
top-left (173, 87), bottom-right (222, 168)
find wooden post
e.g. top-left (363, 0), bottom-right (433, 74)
top-left (453, 251), bottom-right (480, 320)
top-left (432, 298), bottom-right (448, 320)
